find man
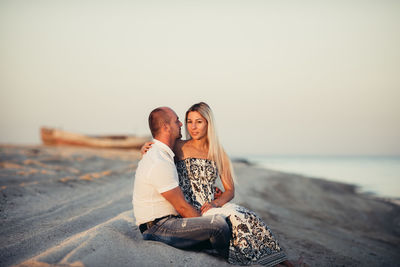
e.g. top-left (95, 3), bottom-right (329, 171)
top-left (132, 107), bottom-right (230, 257)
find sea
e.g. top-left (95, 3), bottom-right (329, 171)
top-left (243, 155), bottom-right (400, 199)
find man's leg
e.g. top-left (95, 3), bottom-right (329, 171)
top-left (142, 214), bottom-right (230, 258)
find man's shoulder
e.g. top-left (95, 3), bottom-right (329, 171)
top-left (136, 151), bottom-right (173, 182)
top-left (137, 146), bottom-right (177, 185)
top-left (144, 147), bottom-right (173, 167)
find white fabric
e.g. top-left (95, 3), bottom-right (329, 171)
top-left (132, 139), bottom-right (179, 225)
top-left (202, 202), bottom-right (237, 218)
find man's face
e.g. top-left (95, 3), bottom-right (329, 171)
top-left (166, 108), bottom-right (182, 139)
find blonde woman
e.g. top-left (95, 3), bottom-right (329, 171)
top-left (142, 102), bottom-right (291, 267)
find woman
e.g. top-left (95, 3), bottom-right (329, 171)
top-left (142, 102), bottom-right (291, 267)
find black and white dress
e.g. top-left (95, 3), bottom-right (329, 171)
top-left (176, 158), bottom-right (288, 266)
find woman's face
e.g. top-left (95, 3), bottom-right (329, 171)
top-left (186, 111), bottom-right (208, 140)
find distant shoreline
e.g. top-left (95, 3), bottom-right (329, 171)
top-left (238, 154), bottom-right (400, 200)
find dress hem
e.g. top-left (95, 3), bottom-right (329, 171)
top-left (257, 251), bottom-right (287, 267)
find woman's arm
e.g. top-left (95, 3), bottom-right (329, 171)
top-left (141, 139), bottom-right (185, 157)
top-left (200, 152), bottom-right (235, 214)
top-left (212, 153), bottom-right (235, 207)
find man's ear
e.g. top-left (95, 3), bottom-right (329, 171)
top-left (163, 122), bottom-right (170, 132)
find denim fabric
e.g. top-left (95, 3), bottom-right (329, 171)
top-left (142, 214), bottom-right (230, 258)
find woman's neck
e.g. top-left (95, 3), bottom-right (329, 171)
top-left (189, 138), bottom-right (209, 152)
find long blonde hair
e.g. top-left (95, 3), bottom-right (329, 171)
top-left (185, 102), bottom-right (235, 184)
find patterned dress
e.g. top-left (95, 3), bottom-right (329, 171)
top-left (176, 158), bottom-right (288, 266)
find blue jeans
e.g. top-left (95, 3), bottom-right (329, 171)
top-left (142, 214), bottom-right (231, 258)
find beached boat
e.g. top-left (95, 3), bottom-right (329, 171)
top-left (41, 127), bottom-right (150, 149)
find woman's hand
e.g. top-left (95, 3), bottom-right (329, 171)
top-left (201, 187), bottom-right (225, 214)
top-left (200, 201), bottom-right (217, 215)
top-left (214, 187), bottom-right (223, 199)
top-left (140, 142), bottom-right (154, 155)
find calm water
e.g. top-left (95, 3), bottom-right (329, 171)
top-left (244, 155), bottom-right (400, 199)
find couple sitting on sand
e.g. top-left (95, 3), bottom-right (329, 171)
top-left (132, 102), bottom-right (292, 267)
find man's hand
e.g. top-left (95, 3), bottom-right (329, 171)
top-left (200, 187), bottom-right (224, 214)
top-left (141, 141), bottom-right (154, 155)
top-left (200, 201), bottom-right (217, 215)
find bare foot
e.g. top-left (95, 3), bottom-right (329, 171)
top-left (295, 256), bottom-right (305, 267)
top-left (276, 256), bottom-right (304, 267)
top-left (282, 260), bottom-right (295, 267)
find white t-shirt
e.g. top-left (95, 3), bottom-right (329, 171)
top-left (132, 139), bottom-right (179, 225)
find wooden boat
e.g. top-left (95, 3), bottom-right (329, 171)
top-left (41, 127), bottom-right (150, 149)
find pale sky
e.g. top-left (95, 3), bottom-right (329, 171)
top-left (1, 0), bottom-right (399, 156)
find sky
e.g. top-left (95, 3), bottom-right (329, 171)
top-left (1, 0), bottom-right (399, 156)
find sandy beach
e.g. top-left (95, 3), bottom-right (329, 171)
top-left (0, 145), bottom-right (399, 267)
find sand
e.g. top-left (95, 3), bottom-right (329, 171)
top-left (0, 145), bottom-right (399, 267)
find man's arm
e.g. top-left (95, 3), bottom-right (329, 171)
top-left (161, 187), bottom-right (200, 218)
